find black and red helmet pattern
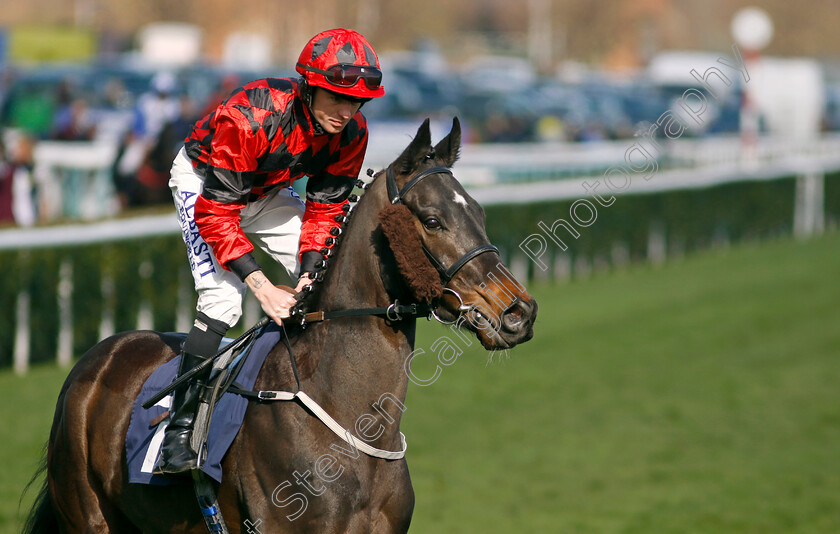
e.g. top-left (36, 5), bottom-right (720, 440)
top-left (296, 28), bottom-right (385, 99)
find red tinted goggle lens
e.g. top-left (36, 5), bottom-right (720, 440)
top-left (299, 63), bottom-right (382, 90)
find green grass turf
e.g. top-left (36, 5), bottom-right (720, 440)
top-left (3, 232), bottom-right (840, 533)
top-left (0, 364), bottom-right (67, 533)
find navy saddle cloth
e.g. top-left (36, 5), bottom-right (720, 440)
top-left (125, 322), bottom-right (282, 485)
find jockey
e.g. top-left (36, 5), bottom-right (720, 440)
top-left (157, 28), bottom-right (385, 475)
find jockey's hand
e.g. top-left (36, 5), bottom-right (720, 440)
top-left (246, 270), bottom-right (297, 324)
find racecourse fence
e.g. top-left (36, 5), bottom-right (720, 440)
top-left (2, 135), bottom-right (840, 374)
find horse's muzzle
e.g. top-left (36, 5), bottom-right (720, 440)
top-left (433, 283), bottom-right (537, 350)
top-left (497, 297), bottom-right (537, 347)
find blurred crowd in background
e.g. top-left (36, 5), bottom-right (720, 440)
top-left (2, 42), bottom-right (840, 227)
top-left (2, 0), bottom-right (840, 228)
top-left (0, 63), bottom-right (247, 219)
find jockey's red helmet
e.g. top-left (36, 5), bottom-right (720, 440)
top-left (296, 28), bottom-right (385, 100)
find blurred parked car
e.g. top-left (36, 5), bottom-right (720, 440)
top-left (459, 55), bottom-right (537, 94)
top-left (366, 50), bottom-right (462, 120)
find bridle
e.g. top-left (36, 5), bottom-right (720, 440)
top-left (385, 165), bottom-right (499, 286)
top-left (385, 165), bottom-right (500, 324)
top-left (292, 164), bottom-right (499, 327)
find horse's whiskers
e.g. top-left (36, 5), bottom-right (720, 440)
top-left (485, 348), bottom-right (511, 367)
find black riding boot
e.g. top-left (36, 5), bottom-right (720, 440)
top-left (153, 351), bottom-right (208, 474)
top-left (154, 313), bottom-right (228, 475)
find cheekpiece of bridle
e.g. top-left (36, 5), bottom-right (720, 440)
top-left (385, 165), bottom-right (500, 323)
top-left (386, 165), bottom-right (499, 285)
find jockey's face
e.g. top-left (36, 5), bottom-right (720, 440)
top-left (310, 88), bottom-right (362, 134)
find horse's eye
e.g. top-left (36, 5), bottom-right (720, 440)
top-left (423, 217), bottom-right (442, 230)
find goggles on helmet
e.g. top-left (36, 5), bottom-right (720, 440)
top-left (297, 63), bottom-right (383, 91)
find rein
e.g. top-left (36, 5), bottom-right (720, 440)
top-left (301, 301), bottom-right (432, 324)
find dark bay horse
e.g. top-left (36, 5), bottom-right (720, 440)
top-left (24, 117), bottom-right (537, 533)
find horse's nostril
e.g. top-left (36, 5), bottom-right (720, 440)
top-left (502, 301), bottom-right (526, 330)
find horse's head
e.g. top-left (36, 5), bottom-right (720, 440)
top-left (376, 118), bottom-right (537, 349)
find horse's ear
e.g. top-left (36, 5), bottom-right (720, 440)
top-left (433, 117), bottom-right (461, 167)
top-left (394, 118), bottom-right (433, 175)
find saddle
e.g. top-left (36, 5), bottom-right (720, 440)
top-left (126, 320), bottom-right (282, 534)
top-left (129, 285), bottom-right (298, 484)
top-left (126, 320), bottom-right (281, 486)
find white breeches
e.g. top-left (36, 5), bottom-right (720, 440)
top-left (169, 146), bottom-right (304, 328)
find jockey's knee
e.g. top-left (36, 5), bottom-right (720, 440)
top-left (184, 312), bottom-right (230, 358)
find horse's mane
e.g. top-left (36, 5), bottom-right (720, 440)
top-left (295, 166), bottom-right (443, 316)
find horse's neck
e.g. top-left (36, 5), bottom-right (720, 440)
top-left (317, 186), bottom-right (392, 310)
top-left (300, 182), bottom-right (413, 444)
